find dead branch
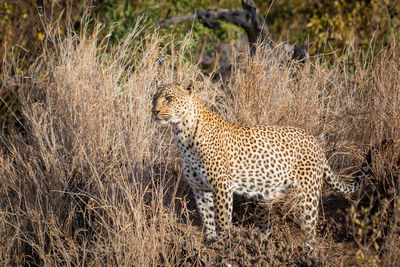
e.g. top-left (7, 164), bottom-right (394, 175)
top-left (156, 0), bottom-right (272, 55)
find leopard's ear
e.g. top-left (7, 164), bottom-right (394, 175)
top-left (155, 80), bottom-right (164, 89)
top-left (186, 80), bottom-right (194, 95)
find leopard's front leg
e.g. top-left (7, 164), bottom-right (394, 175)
top-left (193, 190), bottom-right (217, 240)
top-left (212, 178), bottom-right (233, 235)
top-left (192, 180), bottom-right (233, 240)
top-left (182, 160), bottom-right (218, 240)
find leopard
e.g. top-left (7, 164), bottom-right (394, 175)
top-left (152, 81), bottom-right (366, 244)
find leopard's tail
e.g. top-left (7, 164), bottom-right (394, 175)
top-left (322, 161), bottom-right (368, 194)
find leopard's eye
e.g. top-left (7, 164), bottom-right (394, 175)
top-left (166, 96), bottom-right (174, 102)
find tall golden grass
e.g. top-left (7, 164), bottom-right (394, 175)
top-left (0, 19), bottom-right (399, 266)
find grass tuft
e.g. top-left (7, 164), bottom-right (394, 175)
top-left (0, 18), bottom-right (399, 266)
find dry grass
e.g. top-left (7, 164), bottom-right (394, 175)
top-left (0, 19), bottom-right (399, 266)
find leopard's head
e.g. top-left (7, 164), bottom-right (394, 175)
top-left (152, 82), bottom-right (194, 124)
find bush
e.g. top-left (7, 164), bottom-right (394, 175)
top-left (261, 0), bottom-right (400, 54)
